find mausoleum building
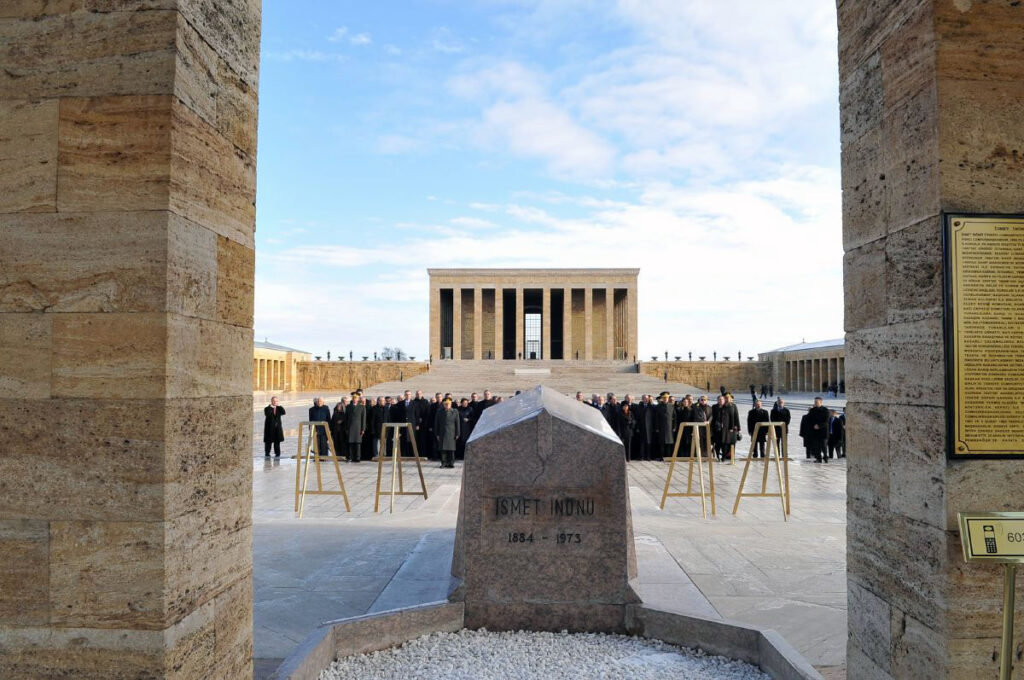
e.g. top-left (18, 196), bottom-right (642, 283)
top-left (428, 268), bottom-right (639, 362)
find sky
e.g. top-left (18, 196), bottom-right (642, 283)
top-left (254, 0), bottom-right (843, 360)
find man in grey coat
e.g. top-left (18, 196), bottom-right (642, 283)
top-left (433, 397), bottom-right (461, 469)
top-left (344, 393), bottom-right (367, 462)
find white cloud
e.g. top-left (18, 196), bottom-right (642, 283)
top-left (350, 33), bottom-right (372, 46)
top-left (327, 27), bottom-right (349, 42)
top-left (432, 27), bottom-right (466, 54)
top-left (376, 134), bottom-right (425, 154)
top-left (264, 50), bottom-right (346, 63)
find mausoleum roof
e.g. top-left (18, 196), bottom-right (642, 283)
top-left (254, 340), bottom-right (310, 354)
top-left (764, 338), bottom-right (845, 354)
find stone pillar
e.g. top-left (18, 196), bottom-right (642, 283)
top-left (563, 288), bottom-right (572, 362)
top-left (494, 288), bottom-right (504, 361)
top-left (515, 287), bottom-right (524, 361)
top-left (473, 286), bottom-right (483, 361)
top-left (840, 2), bottom-right (1024, 677)
top-left (628, 284), bottom-right (638, 362)
top-left (0, 2), bottom-right (259, 678)
top-left (605, 287), bottom-right (615, 360)
top-left (452, 288), bottom-right (462, 361)
top-left (584, 288), bottom-right (594, 360)
top-left (429, 284), bottom-right (440, 361)
top-left (541, 287), bottom-right (551, 360)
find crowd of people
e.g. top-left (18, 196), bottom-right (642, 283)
top-left (261, 389), bottom-right (846, 467)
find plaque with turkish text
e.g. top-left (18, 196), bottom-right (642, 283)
top-left (945, 214), bottom-right (1024, 459)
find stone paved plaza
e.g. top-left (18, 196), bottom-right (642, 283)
top-left (252, 396), bottom-right (848, 678)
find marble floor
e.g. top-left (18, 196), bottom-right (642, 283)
top-left (252, 445), bottom-right (847, 678)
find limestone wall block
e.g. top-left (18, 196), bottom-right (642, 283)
top-left (936, 0), bottom-right (1024, 82)
top-left (888, 607), bottom-right (948, 680)
top-left (840, 127), bottom-right (889, 251)
top-left (0, 314), bottom-right (51, 398)
top-left (49, 520), bottom-right (165, 628)
top-left (177, 0), bottom-right (261, 88)
top-left (216, 234), bottom-right (255, 328)
top-left (880, 85), bottom-right (941, 234)
top-left (164, 496), bottom-right (251, 627)
top-left (57, 95), bottom-right (173, 212)
top-left (0, 99), bottom-right (58, 212)
top-left (0, 9), bottom-right (177, 99)
top-left (210, 576), bottom-right (254, 679)
top-left (884, 215), bottom-right (942, 325)
top-left (166, 315), bottom-right (251, 398)
top-left (0, 212), bottom-right (168, 314)
top-left (845, 644), bottom-right (894, 680)
top-left (839, 52), bottom-right (882, 146)
top-left (846, 580), bottom-right (892, 675)
top-left (0, 520), bottom-right (49, 626)
top-left (843, 239), bottom-right (887, 332)
top-left (846, 318), bottom-right (944, 406)
top-left (844, 401), bottom-right (890, 507)
top-left (887, 404), bottom-right (945, 529)
top-left (168, 99), bottom-right (256, 248)
top-left (51, 313), bottom-right (169, 399)
top-left (937, 78), bottom-right (1024, 213)
top-left (167, 213), bottom-right (217, 320)
top-left (0, 625), bottom-right (164, 680)
top-left (163, 396), bottom-right (252, 520)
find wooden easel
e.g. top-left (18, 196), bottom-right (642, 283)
top-left (732, 422), bottom-right (789, 521)
top-left (660, 422), bottom-right (716, 518)
top-left (373, 422), bottom-right (428, 514)
top-left (293, 421), bottom-right (351, 518)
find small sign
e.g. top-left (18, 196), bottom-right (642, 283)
top-left (958, 512), bottom-right (1024, 563)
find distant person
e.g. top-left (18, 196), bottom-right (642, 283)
top-left (769, 383), bottom-right (774, 397)
top-left (750, 384), bottom-right (757, 402)
top-left (575, 391), bottom-right (585, 403)
top-left (747, 399), bottom-right (770, 458)
top-left (434, 397), bottom-right (461, 468)
top-left (653, 391), bottom-right (675, 460)
top-left (770, 397), bottom-right (792, 454)
top-left (676, 394), bottom-right (695, 457)
top-left (392, 390), bottom-right (420, 457)
top-left (828, 409), bottom-right (846, 459)
top-left (617, 400), bottom-right (636, 461)
top-left (807, 397), bottom-right (830, 463)
top-left (263, 396), bottom-right (285, 457)
top-left (637, 394), bottom-right (655, 460)
top-left (693, 395), bottom-right (712, 456)
top-left (798, 409), bottom-right (812, 459)
top-left (344, 393), bottom-right (367, 462)
top-left (308, 397), bottom-right (331, 458)
top-left (330, 397), bottom-right (348, 457)
top-left (456, 397), bottom-right (472, 460)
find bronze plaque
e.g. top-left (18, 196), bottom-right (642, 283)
top-left (945, 214), bottom-right (1024, 458)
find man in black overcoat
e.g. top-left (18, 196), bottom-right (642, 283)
top-left (653, 391), bottom-right (675, 461)
top-left (392, 390), bottom-right (421, 457)
top-left (806, 397), bottom-right (831, 462)
top-left (747, 399), bottom-right (770, 458)
top-left (308, 397), bottom-right (331, 458)
top-left (676, 395), bottom-right (695, 457)
top-left (263, 396), bottom-right (285, 457)
top-left (413, 390), bottom-right (433, 460)
top-left (828, 409), bottom-right (845, 459)
top-left (693, 395), bottom-right (712, 456)
top-left (770, 397), bottom-right (791, 456)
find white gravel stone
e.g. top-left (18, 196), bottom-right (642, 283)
top-left (320, 629), bottom-right (771, 680)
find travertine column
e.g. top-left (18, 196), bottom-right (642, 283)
top-left (452, 288), bottom-right (462, 361)
top-left (473, 286), bottom-right (483, 360)
top-left (628, 285), bottom-right (638, 362)
top-left (541, 287), bottom-right (551, 360)
top-left (605, 288), bottom-right (614, 360)
top-left (494, 288), bottom-right (504, 361)
top-left (429, 284), bottom-right (440, 361)
top-left (563, 288), bottom-right (572, 362)
top-left (840, 2), bottom-right (1024, 676)
top-left (584, 288), bottom-right (593, 360)
top-left (0, 2), bottom-right (259, 677)
top-left (515, 287), bottom-right (524, 360)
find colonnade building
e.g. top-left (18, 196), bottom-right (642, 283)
top-left (428, 269), bottom-right (639, 361)
top-left (759, 339), bottom-right (846, 393)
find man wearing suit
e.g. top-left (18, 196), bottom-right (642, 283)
top-left (770, 397), bottom-right (791, 457)
top-left (828, 409), bottom-right (846, 459)
top-left (653, 391), bottom-right (675, 461)
top-left (263, 396), bottom-right (285, 457)
top-left (676, 395), bottom-right (695, 457)
top-left (344, 393), bottom-right (367, 462)
top-left (392, 390), bottom-right (420, 457)
top-left (747, 399), bottom-right (770, 458)
top-left (413, 390), bottom-right (432, 460)
top-left (434, 397), bottom-right (461, 468)
top-left (807, 397), bottom-right (831, 463)
top-left (308, 397), bottom-right (331, 458)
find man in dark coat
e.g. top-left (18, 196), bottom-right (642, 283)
top-left (693, 395), bottom-right (712, 456)
top-left (675, 395), bottom-right (695, 457)
top-left (712, 395), bottom-right (739, 461)
top-left (345, 393), bottom-right (367, 462)
top-left (617, 400), bottom-right (636, 461)
top-left (636, 394), bottom-right (654, 460)
top-left (456, 397), bottom-right (472, 460)
top-left (434, 397), bottom-right (461, 468)
top-left (653, 391), bottom-right (675, 461)
top-left (828, 409), bottom-right (845, 459)
top-left (263, 396), bottom-right (285, 457)
top-left (390, 390), bottom-right (419, 457)
top-left (413, 390), bottom-right (433, 460)
top-left (425, 393), bottom-right (442, 461)
top-left (799, 411), bottom-right (812, 459)
top-left (770, 397), bottom-right (792, 456)
top-left (363, 396), bottom-right (382, 461)
top-left (747, 399), bottom-right (770, 458)
top-left (806, 397), bottom-right (831, 462)
top-left (308, 397), bottom-right (331, 458)
top-left (330, 398), bottom-right (348, 458)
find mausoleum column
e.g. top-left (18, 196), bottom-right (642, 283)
top-left (605, 287), bottom-right (614, 360)
top-left (584, 288), bottom-right (594, 360)
top-left (563, 288), bottom-right (572, 361)
top-left (541, 287), bottom-right (551, 360)
top-left (452, 288), bottom-right (462, 361)
top-left (628, 284), bottom-right (638, 362)
top-left (494, 288), bottom-right (504, 361)
top-left (0, 1), bottom-right (259, 677)
top-left (429, 284), bottom-right (440, 361)
top-left (515, 287), bottom-right (524, 360)
top-left (473, 286), bottom-right (483, 361)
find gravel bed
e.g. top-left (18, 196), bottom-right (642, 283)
top-left (320, 628), bottom-right (770, 680)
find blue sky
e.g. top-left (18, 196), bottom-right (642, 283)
top-left (254, 1), bottom-right (842, 359)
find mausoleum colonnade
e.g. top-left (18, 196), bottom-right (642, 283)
top-left (759, 340), bottom-right (846, 394)
top-left (428, 269), bottom-right (639, 362)
top-left (253, 341), bottom-right (310, 392)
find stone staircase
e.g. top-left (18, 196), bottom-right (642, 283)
top-left (363, 361), bottom-right (702, 398)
